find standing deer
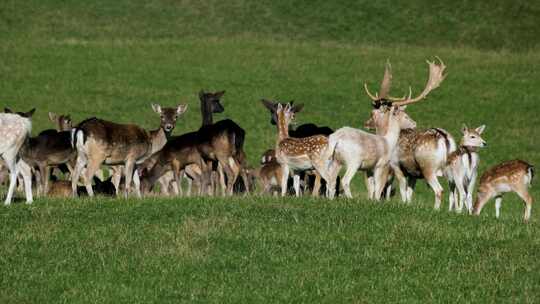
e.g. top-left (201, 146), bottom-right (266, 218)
top-left (0, 109), bottom-right (34, 204)
top-left (275, 103), bottom-right (332, 197)
top-left (261, 99), bottom-right (334, 196)
top-left (445, 124), bottom-right (486, 213)
top-left (473, 160), bottom-right (534, 222)
top-left (71, 103), bottom-right (187, 198)
top-left (364, 58), bottom-right (453, 209)
top-left (196, 90), bottom-right (248, 195)
top-left (255, 149), bottom-right (283, 195)
top-left (323, 71), bottom-right (418, 199)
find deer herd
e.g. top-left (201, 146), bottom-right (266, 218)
top-left (0, 58), bottom-right (535, 222)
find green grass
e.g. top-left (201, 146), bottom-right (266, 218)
top-left (1, 0), bottom-right (540, 302)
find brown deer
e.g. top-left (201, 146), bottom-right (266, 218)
top-left (261, 99), bottom-right (334, 196)
top-left (71, 103), bottom-right (187, 198)
top-left (473, 160), bottom-right (534, 222)
top-left (196, 90), bottom-right (247, 195)
top-left (445, 124), bottom-right (487, 213)
top-left (257, 151), bottom-right (283, 195)
top-left (0, 108), bottom-right (34, 204)
top-left (363, 58), bottom-right (453, 209)
top-left (275, 103), bottom-right (332, 197)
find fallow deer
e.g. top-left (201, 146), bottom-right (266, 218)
top-left (71, 103), bottom-right (187, 198)
top-left (261, 99), bottom-right (334, 196)
top-left (445, 124), bottom-right (486, 213)
top-left (275, 103), bottom-right (332, 197)
top-left (0, 108), bottom-right (34, 204)
top-left (323, 91), bottom-right (417, 200)
top-left (363, 58), bottom-right (453, 209)
top-left (473, 160), bottom-right (534, 222)
top-left (196, 90), bottom-right (247, 195)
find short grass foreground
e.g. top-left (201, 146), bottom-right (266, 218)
top-left (1, 197), bottom-right (539, 303)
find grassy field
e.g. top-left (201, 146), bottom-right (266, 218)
top-left (1, 0), bottom-right (540, 302)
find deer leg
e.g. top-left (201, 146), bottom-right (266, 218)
top-left (218, 156), bottom-right (237, 196)
top-left (341, 163), bottom-right (360, 199)
top-left (123, 159), bottom-right (136, 199)
top-left (17, 160), bottom-right (33, 204)
top-left (3, 154), bottom-right (19, 205)
top-left (83, 155), bottom-right (105, 197)
top-left (365, 173), bottom-right (374, 200)
top-left (293, 174), bottom-right (301, 197)
top-left (111, 166), bottom-right (123, 195)
top-left (324, 161), bottom-right (341, 199)
top-left (448, 181), bottom-right (456, 212)
top-left (391, 164), bottom-right (408, 203)
top-left (465, 172), bottom-right (477, 214)
top-left (41, 165), bottom-right (51, 197)
top-left (495, 197), bottom-right (502, 219)
top-left (280, 164), bottom-right (289, 197)
top-left (132, 169), bottom-right (142, 198)
top-left (72, 154), bottom-right (87, 197)
top-left (454, 178), bottom-right (467, 213)
top-left (311, 172), bottom-right (321, 197)
top-left (424, 170), bottom-right (443, 210)
top-left (514, 185), bottom-right (533, 222)
top-left (373, 165), bottom-right (389, 201)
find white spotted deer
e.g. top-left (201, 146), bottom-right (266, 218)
top-left (444, 124), bottom-right (486, 213)
top-left (0, 109), bottom-right (34, 205)
top-left (71, 103), bottom-right (187, 198)
top-left (275, 103), bottom-right (332, 197)
top-left (473, 160), bottom-right (534, 222)
top-left (364, 58), bottom-right (453, 209)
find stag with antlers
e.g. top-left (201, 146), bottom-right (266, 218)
top-left (363, 58), bottom-right (454, 209)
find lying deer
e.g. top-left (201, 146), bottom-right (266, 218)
top-left (364, 58), bottom-right (452, 208)
top-left (473, 160), bottom-right (535, 222)
top-left (445, 124), bottom-right (486, 213)
top-left (71, 103), bottom-right (187, 198)
top-left (324, 68), bottom-right (417, 199)
top-left (275, 103), bottom-right (332, 197)
top-left (0, 108), bottom-right (34, 204)
top-left (261, 99), bottom-right (334, 196)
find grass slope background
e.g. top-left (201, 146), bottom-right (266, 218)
top-left (1, 0), bottom-right (540, 302)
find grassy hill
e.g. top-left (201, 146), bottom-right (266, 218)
top-left (1, 1), bottom-right (539, 302)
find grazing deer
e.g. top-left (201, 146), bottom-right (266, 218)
top-left (445, 124), bottom-right (486, 213)
top-left (71, 103), bottom-right (187, 198)
top-left (275, 103), bottom-right (332, 197)
top-left (363, 58), bottom-right (453, 209)
top-left (261, 99), bottom-right (334, 196)
top-left (197, 90), bottom-right (247, 195)
top-left (257, 160), bottom-right (283, 195)
top-left (473, 160), bottom-right (534, 222)
top-left (0, 108), bottom-right (34, 204)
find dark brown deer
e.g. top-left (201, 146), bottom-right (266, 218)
top-left (196, 90), bottom-right (247, 195)
top-left (71, 103), bottom-right (187, 198)
top-left (261, 99), bottom-right (334, 196)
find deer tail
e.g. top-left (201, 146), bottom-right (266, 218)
top-left (527, 164), bottom-right (535, 186)
top-left (71, 127), bottom-right (86, 149)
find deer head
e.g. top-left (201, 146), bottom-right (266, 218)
top-left (460, 124), bottom-right (486, 148)
top-left (48, 112), bottom-right (72, 131)
top-left (363, 57), bottom-right (446, 129)
top-left (4, 107), bottom-right (36, 118)
top-left (261, 99), bottom-right (304, 125)
top-left (151, 103), bottom-right (188, 134)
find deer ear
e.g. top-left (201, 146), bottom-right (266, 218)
top-left (399, 105), bottom-right (407, 111)
top-left (215, 90), bottom-right (225, 98)
top-left (292, 103), bottom-right (304, 113)
top-left (4, 107), bottom-right (12, 113)
top-left (151, 103), bottom-right (162, 114)
top-left (276, 103), bottom-right (283, 112)
top-left (26, 108), bottom-right (36, 117)
top-left (176, 104), bottom-right (188, 115)
top-left (475, 125), bottom-right (486, 134)
top-left (48, 112), bottom-right (57, 122)
top-left (261, 99), bottom-right (276, 111)
top-left (461, 124), bottom-right (468, 134)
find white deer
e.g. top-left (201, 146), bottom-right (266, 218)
top-left (445, 124), bottom-right (486, 213)
top-left (0, 110), bottom-right (34, 205)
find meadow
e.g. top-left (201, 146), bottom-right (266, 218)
top-left (1, 0), bottom-right (540, 302)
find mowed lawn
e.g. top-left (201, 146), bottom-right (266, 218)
top-left (1, 0), bottom-right (540, 302)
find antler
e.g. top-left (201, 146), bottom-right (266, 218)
top-left (364, 60), bottom-right (393, 101)
top-left (391, 57), bottom-right (447, 107)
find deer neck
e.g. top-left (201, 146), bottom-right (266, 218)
top-left (149, 128), bottom-right (167, 155)
top-left (276, 113), bottom-right (289, 142)
top-left (376, 116), bottom-right (401, 149)
top-left (461, 144), bottom-right (479, 153)
top-left (201, 102), bottom-right (213, 126)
